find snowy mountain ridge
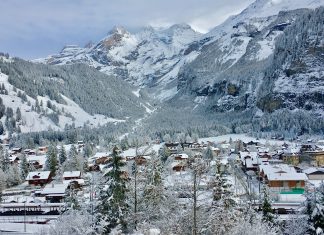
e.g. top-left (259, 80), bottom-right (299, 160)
top-left (35, 0), bottom-right (323, 103)
top-left (35, 24), bottom-right (201, 101)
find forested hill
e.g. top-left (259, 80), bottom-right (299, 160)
top-left (0, 58), bottom-right (152, 119)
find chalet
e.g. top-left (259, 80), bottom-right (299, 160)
top-left (96, 156), bottom-right (112, 165)
top-left (243, 141), bottom-right (259, 147)
top-left (11, 148), bottom-right (22, 155)
top-left (282, 153), bottom-right (300, 166)
top-left (300, 144), bottom-right (315, 152)
top-left (190, 142), bottom-right (204, 151)
top-left (23, 149), bottom-right (36, 156)
top-left (135, 155), bottom-right (151, 165)
top-left (172, 162), bottom-right (186, 172)
top-left (165, 143), bottom-right (180, 154)
top-left (89, 152), bottom-right (111, 165)
top-left (9, 155), bottom-right (20, 164)
top-left (38, 146), bottom-right (48, 154)
top-left (211, 147), bottom-right (220, 156)
top-left (239, 151), bottom-right (260, 171)
top-left (259, 164), bottom-right (296, 181)
top-left (172, 153), bottom-right (189, 161)
top-left (27, 155), bottom-right (46, 169)
top-left (303, 168), bottom-right (324, 180)
top-left (77, 140), bottom-right (85, 147)
top-left (306, 151), bottom-right (324, 166)
top-left (40, 183), bottom-right (68, 203)
top-left (26, 171), bottom-right (51, 186)
top-left (63, 171), bottom-right (81, 180)
top-left (266, 173), bottom-right (307, 190)
top-left (24, 149), bottom-right (32, 154)
top-left (259, 164), bottom-right (307, 191)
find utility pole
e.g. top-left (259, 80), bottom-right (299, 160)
top-left (24, 202), bottom-right (26, 233)
top-left (192, 171), bottom-right (197, 235)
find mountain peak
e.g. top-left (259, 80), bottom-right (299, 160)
top-left (108, 26), bottom-right (129, 36)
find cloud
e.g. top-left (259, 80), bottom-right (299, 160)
top-left (0, 0), bottom-right (254, 59)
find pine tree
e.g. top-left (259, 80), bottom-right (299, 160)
top-left (0, 121), bottom-right (4, 135)
top-left (16, 107), bottom-right (21, 122)
top-left (206, 173), bottom-right (239, 235)
top-left (66, 187), bottom-right (80, 210)
top-left (20, 154), bottom-right (29, 180)
top-left (261, 186), bottom-right (274, 224)
top-left (83, 143), bottom-right (92, 158)
top-left (160, 145), bottom-right (171, 162)
top-left (46, 145), bottom-right (58, 176)
top-left (97, 146), bottom-right (128, 234)
top-left (7, 165), bottom-right (21, 187)
top-left (203, 145), bottom-right (214, 161)
top-left (59, 144), bottom-right (67, 165)
top-left (2, 150), bottom-right (10, 172)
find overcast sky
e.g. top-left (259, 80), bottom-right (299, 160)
top-left (0, 0), bottom-right (254, 59)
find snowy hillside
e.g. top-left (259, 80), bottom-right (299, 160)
top-left (0, 70), bottom-right (124, 134)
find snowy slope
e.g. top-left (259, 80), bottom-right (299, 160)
top-left (0, 70), bottom-right (124, 134)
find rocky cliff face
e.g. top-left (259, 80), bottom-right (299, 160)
top-left (257, 7), bottom-right (324, 116)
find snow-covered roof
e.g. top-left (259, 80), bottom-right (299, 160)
top-left (259, 164), bottom-right (296, 176)
top-left (9, 155), bottom-right (19, 162)
top-left (172, 153), bottom-right (189, 159)
top-left (171, 162), bottom-right (186, 168)
top-left (63, 179), bottom-right (85, 185)
top-left (303, 168), bottom-right (324, 175)
top-left (92, 152), bottom-right (111, 159)
top-left (63, 171), bottom-right (81, 178)
top-left (41, 183), bottom-right (68, 195)
top-left (240, 152), bottom-right (259, 166)
top-left (267, 173), bottom-right (308, 181)
top-left (258, 147), bottom-right (269, 153)
top-left (26, 171), bottom-right (51, 181)
top-left (27, 155), bottom-right (46, 166)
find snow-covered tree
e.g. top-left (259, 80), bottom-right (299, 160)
top-left (163, 134), bottom-right (171, 143)
top-left (6, 165), bottom-right (21, 187)
top-left (48, 209), bottom-right (96, 235)
top-left (262, 186), bottom-right (274, 224)
top-left (203, 145), bottom-right (214, 161)
top-left (2, 149), bottom-right (10, 172)
top-left (227, 209), bottom-right (278, 235)
top-left (304, 182), bottom-right (324, 234)
top-left (97, 146), bottom-right (129, 234)
top-left (20, 154), bottom-right (29, 180)
top-left (283, 214), bottom-right (309, 235)
top-left (59, 144), bottom-right (67, 165)
top-left (205, 174), bottom-right (239, 235)
top-left (45, 144), bottom-right (58, 175)
top-left (83, 143), bottom-right (93, 158)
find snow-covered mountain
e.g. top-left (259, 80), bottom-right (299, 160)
top-left (33, 0), bottom-right (324, 135)
top-left (35, 24), bottom-right (201, 100)
top-left (177, 1), bottom-right (323, 115)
